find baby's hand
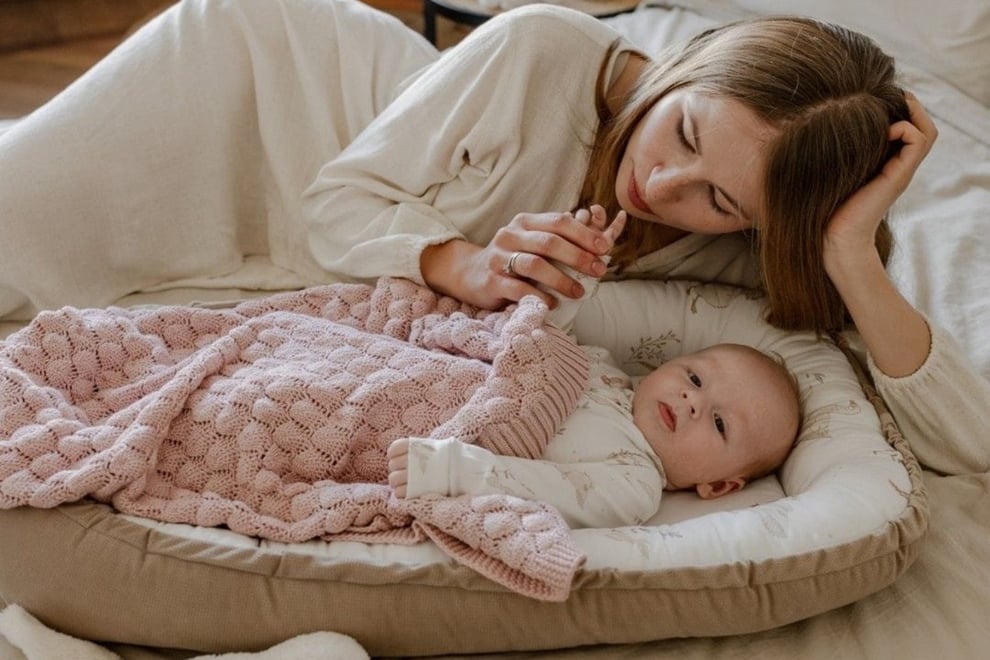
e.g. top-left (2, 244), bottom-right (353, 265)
top-left (578, 204), bottom-right (627, 249)
top-left (387, 438), bottom-right (410, 498)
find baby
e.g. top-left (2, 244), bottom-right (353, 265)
top-left (387, 340), bottom-right (800, 529)
top-left (387, 207), bottom-right (801, 529)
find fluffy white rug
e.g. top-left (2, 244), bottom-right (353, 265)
top-left (0, 605), bottom-right (369, 660)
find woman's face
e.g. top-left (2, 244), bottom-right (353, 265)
top-left (616, 87), bottom-right (777, 236)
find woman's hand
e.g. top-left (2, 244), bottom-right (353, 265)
top-left (420, 205), bottom-right (626, 310)
top-left (823, 92), bottom-right (937, 378)
top-left (823, 92), bottom-right (938, 272)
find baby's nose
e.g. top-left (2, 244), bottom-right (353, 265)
top-left (681, 390), bottom-right (700, 418)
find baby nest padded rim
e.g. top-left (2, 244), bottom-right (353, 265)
top-left (0, 344), bottom-right (928, 657)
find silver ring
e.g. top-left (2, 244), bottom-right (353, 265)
top-left (503, 251), bottom-right (522, 276)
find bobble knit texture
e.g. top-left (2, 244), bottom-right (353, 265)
top-left (0, 278), bottom-right (589, 601)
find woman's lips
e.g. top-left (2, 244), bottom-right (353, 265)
top-left (628, 170), bottom-right (652, 216)
top-left (658, 402), bottom-right (677, 432)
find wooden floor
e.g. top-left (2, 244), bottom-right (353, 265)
top-left (0, 35), bottom-right (118, 118)
top-left (0, 0), bottom-right (471, 120)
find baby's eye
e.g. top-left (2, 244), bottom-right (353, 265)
top-left (689, 372), bottom-right (701, 387)
top-left (714, 413), bottom-right (726, 436)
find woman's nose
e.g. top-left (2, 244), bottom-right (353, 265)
top-left (645, 163), bottom-right (694, 203)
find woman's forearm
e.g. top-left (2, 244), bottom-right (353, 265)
top-left (826, 251), bottom-right (931, 378)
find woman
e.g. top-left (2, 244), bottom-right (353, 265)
top-left (305, 4), bottom-right (930, 378)
top-left (0, 0), bottom-right (985, 473)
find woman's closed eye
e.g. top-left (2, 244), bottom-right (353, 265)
top-left (677, 114), bottom-right (694, 152)
top-left (708, 188), bottom-right (731, 216)
top-left (678, 114), bottom-right (734, 217)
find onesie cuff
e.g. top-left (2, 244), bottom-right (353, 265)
top-left (404, 437), bottom-right (456, 498)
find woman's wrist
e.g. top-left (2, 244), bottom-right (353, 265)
top-left (822, 233), bottom-right (881, 285)
top-left (825, 246), bottom-right (931, 377)
top-left (420, 239), bottom-right (476, 300)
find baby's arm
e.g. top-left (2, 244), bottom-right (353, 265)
top-left (387, 436), bottom-right (662, 529)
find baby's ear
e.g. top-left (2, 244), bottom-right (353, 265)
top-left (695, 476), bottom-right (746, 499)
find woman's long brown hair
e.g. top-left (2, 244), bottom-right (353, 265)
top-left (580, 17), bottom-right (908, 333)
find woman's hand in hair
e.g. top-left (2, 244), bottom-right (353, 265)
top-left (419, 206), bottom-right (623, 310)
top-left (821, 91), bottom-right (937, 377)
top-left (822, 91), bottom-right (937, 270)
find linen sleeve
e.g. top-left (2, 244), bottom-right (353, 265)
top-left (868, 322), bottom-right (990, 475)
top-left (403, 437), bottom-right (663, 529)
top-left (302, 9), bottom-right (586, 285)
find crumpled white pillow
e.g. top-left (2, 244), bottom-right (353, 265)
top-left (478, 0), bottom-right (640, 17)
top-left (477, 0), bottom-right (533, 10)
top-left (641, 0), bottom-right (990, 105)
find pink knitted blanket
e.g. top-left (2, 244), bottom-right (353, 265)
top-left (0, 278), bottom-right (590, 601)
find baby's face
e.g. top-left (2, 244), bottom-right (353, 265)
top-left (632, 344), bottom-right (798, 498)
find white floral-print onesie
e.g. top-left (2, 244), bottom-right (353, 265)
top-left (403, 344), bottom-right (666, 529)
